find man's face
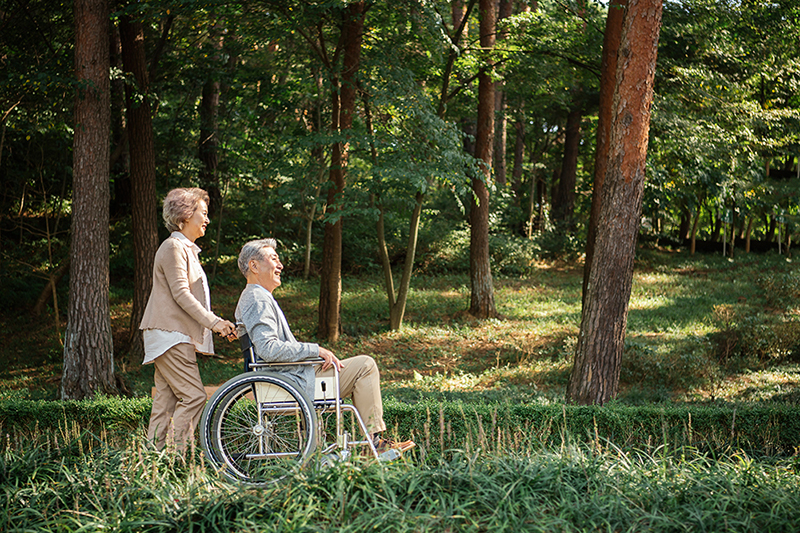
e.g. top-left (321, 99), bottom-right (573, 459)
top-left (250, 246), bottom-right (283, 292)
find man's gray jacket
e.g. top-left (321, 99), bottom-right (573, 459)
top-left (235, 283), bottom-right (318, 398)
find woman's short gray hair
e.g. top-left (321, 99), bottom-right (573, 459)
top-left (238, 238), bottom-right (278, 277)
top-left (162, 188), bottom-right (210, 232)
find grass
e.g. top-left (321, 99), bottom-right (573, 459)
top-left (2, 429), bottom-right (800, 532)
top-left (3, 247), bottom-right (800, 406)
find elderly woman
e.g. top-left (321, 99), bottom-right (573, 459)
top-left (140, 187), bottom-right (236, 452)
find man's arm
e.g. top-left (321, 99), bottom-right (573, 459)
top-left (239, 292), bottom-right (318, 363)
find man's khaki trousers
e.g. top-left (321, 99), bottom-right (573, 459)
top-left (316, 354), bottom-right (386, 434)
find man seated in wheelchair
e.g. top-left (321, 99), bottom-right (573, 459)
top-left (234, 238), bottom-right (415, 456)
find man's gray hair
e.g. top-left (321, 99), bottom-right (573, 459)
top-left (238, 238), bottom-right (278, 277)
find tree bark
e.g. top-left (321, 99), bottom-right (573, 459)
top-left (469, 0), bottom-right (499, 319)
top-left (62, 0), bottom-right (116, 399)
top-left (690, 206), bottom-right (700, 255)
top-left (552, 101), bottom-right (581, 227)
top-left (199, 24), bottom-right (224, 217)
top-left (376, 191), bottom-right (425, 330)
top-left (109, 25), bottom-right (130, 218)
top-left (492, 0), bottom-right (513, 186)
top-left (511, 115), bottom-right (525, 198)
top-left (567, 0), bottom-right (662, 405)
top-left (363, 86), bottom-right (424, 332)
top-left (303, 68), bottom-right (326, 280)
top-left (582, 0), bottom-right (625, 305)
top-left (119, 16), bottom-right (159, 362)
top-left (318, 2), bottom-right (367, 342)
top-left (745, 216), bottom-right (753, 252)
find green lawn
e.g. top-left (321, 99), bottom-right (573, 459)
top-left (3, 247), bottom-right (800, 406)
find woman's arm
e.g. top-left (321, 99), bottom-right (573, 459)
top-left (159, 240), bottom-right (221, 330)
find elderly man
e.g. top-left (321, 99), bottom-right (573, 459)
top-left (234, 238), bottom-right (414, 455)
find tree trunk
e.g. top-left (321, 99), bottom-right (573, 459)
top-left (199, 24), bottom-right (224, 217)
top-left (511, 115), bottom-right (525, 197)
top-left (690, 206), bottom-right (700, 255)
top-left (745, 216), bottom-right (753, 252)
top-left (363, 86), bottom-right (424, 332)
top-left (492, 0), bottom-right (513, 186)
top-left (552, 101), bottom-right (582, 227)
top-left (303, 68), bottom-right (326, 280)
top-left (583, 0), bottom-right (625, 304)
top-left (493, 90), bottom-right (507, 186)
top-left (439, 0), bottom-right (476, 117)
top-left (567, 0), bottom-right (662, 406)
top-left (32, 259), bottom-right (70, 317)
top-left (62, 0), bottom-right (116, 399)
top-left (468, 0), bottom-right (498, 319)
top-left (199, 78), bottom-right (221, 211)
top-left (678, 205), bottom-right (691, 239)
top-left (378, 191), bottom-right (425, 330)
top-left (318, 2), bottom-right (367, 342)
top-left (451, 0), bottom-right (470, 41)
top-left (711, 210), bottom-right (722, 241)
top-left (109, 25), bottom-right (130, 218)
top-left (119, 16), bottom-right (159, 362)
top-left (766, 214), bottom-right (776, 243)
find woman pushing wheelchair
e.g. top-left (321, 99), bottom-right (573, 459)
top-left (139, 188), bottom-right (236, 453)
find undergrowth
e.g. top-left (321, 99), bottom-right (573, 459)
top-left (2, 433), bottom-right (799, 532)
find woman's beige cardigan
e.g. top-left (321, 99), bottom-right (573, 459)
top-left (139, 236), bottom-right (221, 343)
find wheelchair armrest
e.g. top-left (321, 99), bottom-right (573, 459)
top-left (240, 332), bottom-right (326, 371)
top-left (250, 357), bottom-right (324, 368)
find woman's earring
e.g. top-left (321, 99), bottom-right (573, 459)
top-left (179, 222), bottom-right (184, 230)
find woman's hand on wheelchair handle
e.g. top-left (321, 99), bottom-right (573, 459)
top-left (213, 319), bottom-right (238, 341)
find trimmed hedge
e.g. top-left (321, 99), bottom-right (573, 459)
top-left (0, 396), bottom-right (151, 445)
top-left (384, 400), bottom-right (800, 458)
top-left (1, 396), bottom-right (799, 457)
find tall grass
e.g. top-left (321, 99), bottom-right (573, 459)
top-left (3, 429), bottom-right (799, 532)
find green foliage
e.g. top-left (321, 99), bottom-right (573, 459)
top-left (758, 269), bottom-right (800, 312)
top-left (3, 433), bottom-right (800, 533)
top-left (4, 396), bottom-right (800, 460)
top-left (0, 396), bottom-right (151, 440)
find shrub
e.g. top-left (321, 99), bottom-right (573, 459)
top-left (4, 397), bottom-right (799, 459)
top-left (737, 317), bottom-right (800, 364)
top-left (758, 270), bottom-right (800, 312)
top-left (708, 304), bottom-right (800, 366)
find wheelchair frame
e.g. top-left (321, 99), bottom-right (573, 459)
top-left (199, 333), bottom-right (380, 486)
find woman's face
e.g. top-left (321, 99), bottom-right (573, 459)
top-left (180, 200), bottom-right (209, 242)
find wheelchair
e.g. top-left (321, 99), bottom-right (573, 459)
top-left (199, 333), bottom-right (385, 487)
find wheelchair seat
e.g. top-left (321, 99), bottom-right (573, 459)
top-left (239, 332), bottom-right (336, 404)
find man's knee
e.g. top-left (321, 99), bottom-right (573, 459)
top-left (355, 354), bottom-right (378, 372)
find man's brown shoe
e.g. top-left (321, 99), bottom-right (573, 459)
top-left (374, 437), bottom-right (416, 455)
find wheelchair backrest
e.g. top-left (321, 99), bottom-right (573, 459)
top-left (239, 332), bottom-right (257, 372)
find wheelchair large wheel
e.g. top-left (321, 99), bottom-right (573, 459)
top-left (200, 372), bottom-right (316, 486)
